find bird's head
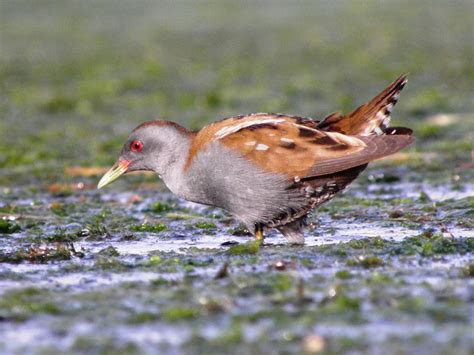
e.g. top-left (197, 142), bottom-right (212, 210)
top-left (97, 120), bottom-right (192, 189)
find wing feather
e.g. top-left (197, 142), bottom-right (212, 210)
top-left (215, 116), bottom-right (413, 178)
top-left (186, 111), bottom-right (413, 179)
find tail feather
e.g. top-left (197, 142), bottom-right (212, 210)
top-left (318, 75), bottom-right (408, 136)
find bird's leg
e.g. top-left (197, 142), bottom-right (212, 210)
top-left (254, 224), bottom-right (264, 243)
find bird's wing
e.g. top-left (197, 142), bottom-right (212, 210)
top-left (317, 75), bottom-right (408, 135)
top-left (185, 113), bottom-right (318, 169)
top-left (189, 113), bottom-right (413, 178)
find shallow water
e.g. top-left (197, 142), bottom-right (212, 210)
top-left (0, 173), bottom-right (473, 354)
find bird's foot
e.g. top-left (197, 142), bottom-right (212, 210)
top-left (255, 225), bottom-right (264, 244)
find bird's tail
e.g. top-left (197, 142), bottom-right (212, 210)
top-left (317, 75), bottom-right (408, 136)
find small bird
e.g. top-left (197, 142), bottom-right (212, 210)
top-left (98, 75), bottom-right (414, 244)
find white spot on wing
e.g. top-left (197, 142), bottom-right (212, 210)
top-left (280, 137), bottom-right (294, 143)
top-left (255, 144), bottom-right (269, 151)
top-left (214, 118), bottom-right (286, 139)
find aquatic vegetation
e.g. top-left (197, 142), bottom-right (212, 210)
top-left (194, 221), bottom-right (217, 230)
top-left (226, 240), bottom-right (261, 255)
top-left (163, 307), bottom-right (200, 322)
top-left (347, 255), bottom-right (385, 268)
top-left (0, 288), bottom-right (63, 321)
top-left (131, 223), bottom-right (167, 233)
top-left (98, 246), bottom-right (120, 257)
top-left (390, 234), bottom-right (474, 256)
top-left (149, 201), bottom-right (175, 214)
top-left (0, 219), bottom-right (21, 234)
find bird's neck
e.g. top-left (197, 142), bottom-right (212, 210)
top-left (156, 127), bottom-right (196, 198)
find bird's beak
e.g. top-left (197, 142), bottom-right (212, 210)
top-left (97, 160), bottom-right (130, 189)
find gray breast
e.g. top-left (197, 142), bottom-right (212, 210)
top-left (183, 142), bottom-right (306, 229)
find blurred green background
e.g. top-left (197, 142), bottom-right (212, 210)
top-left (1, 0), bottom-right (473, 186)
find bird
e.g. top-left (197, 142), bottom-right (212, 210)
top-left (98, 75), bottom-right (414, 244)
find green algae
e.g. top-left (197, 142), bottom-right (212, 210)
top-left (149, 201), bottom-right (175, 214)
top-left (46, 230), bottom-right (79, 243)
top-left (347, 255), bottom-right (385, 268)
top-left (147, 255), bottom-right (163, 265)
top-left (126, 312), bottom-right (159, 324)
top-left (391, 234), bottom-right (474, 256)
top-left (165, 212), bottom-right (198, 220)
top-left (267, 273), bottom-right (293, 293)
top-left (131, 223), bottom-right (167, 233)
top-left (0, 288), bottom-right (62, 321)
top-left (194, 221), bottom-right (217, 230)
top-left (98, 246), bottom-right (120, 257)
top-left (323, 293), bottom-right (361, 314)
top-left (94, 257), bottom-right (129, 271)
top-left (335, 270), bottom-right (352, 279)
top-left (163, 307), bottom-right (199, 322)
top-left (367, 271), bottom-right (392, 284)
top-left (0, 219), bottom-right (21, 234)
top-left (226, 240), bottom-right (261, 255)
top-left (71, 337), bottom-right (140, 355)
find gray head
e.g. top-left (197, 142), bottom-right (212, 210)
top-left (97, 120), bottom-right (193, 189)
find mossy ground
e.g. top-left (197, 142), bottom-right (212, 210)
top-left (1, 1), bottom-right (473, 354)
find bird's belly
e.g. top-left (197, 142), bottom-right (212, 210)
top-left (183, 143), bottom-right (304, 226)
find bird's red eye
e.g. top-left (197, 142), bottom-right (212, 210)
top-left (130, 140), bottom-right (143, 153)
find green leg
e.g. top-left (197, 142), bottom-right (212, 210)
top-left (255, 224), bottom-right (264, 243)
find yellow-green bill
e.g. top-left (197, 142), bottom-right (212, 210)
top-left (97, 160), bottom-right (130, 189)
